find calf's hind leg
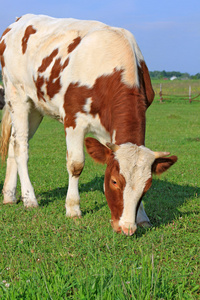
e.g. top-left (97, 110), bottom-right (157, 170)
top-left (3, 127), bottom-right (18, 204)
top-left (3, 90), bottom-right (43, 207)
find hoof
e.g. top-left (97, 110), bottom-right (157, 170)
top-left (25, 203), bottom-right (39, 208)
top-left (66, 211), bottom-right (82, 218)
top-left (23, 199), bottom-right (39, 208)
top-left (137, 221), bottom-right (152, 228)
top-left (72, 216), bottom-right (82, 220)
top-left (3, 190), bottom-right (17, 204)
top-left (3, 200), bottom-right (17, 205)
top-left (66, 204), bottom-right (81, 218)
top-left (72, 216), bottom-right (82, 224)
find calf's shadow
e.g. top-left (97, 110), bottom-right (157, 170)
top-left (38, 176), bottom-right (199, 230)
top-left (1, 176), bottom-right (199, 232)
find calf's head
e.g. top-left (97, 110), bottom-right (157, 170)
top-left (85, 137), bottom-right (177, 236)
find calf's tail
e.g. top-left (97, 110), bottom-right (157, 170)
top-left (0, 106), bottom-right (12, 162)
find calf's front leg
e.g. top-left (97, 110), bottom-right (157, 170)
top-left (65, 127), bottom-right (85, 217)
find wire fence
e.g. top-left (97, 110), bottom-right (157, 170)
top-left (156, 84), bottom-right (200, 103)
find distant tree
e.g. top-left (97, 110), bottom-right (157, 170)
top-left (191, 73), bottom-right (200, 79)
top-left (180, 72), bottom-right (190, 79)
top-left (149, 70), bottom-right (194, 79)
top-left (161, 70), bottom-right (167, 78)
top-left (149, 71), bottom-right (162, 79)
top-left (0, 69), bottom-right (2, 83)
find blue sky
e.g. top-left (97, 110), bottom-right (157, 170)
top-left (0, 0), bottom-right (199, 75)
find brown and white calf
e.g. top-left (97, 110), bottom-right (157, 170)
top-left (0, 14), bottom-right (177, 235)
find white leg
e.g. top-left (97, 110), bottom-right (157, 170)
top-left (136, 201), bottom-right (152, 227)
top-left (12, 105), bottom-right (38, 207)
top-left (65, 126), bottom-right (85, 217)
top-left (3, 132), bottom-right (18, 204)
top-left (4, 84), bottom-right (41, 207)
top-left (3, 104), bottom-right (43, 205)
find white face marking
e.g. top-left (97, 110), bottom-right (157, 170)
top-left (114, 143), bottom-right (155, 229)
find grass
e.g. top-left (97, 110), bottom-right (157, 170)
top-left (152, 79), bottom-right (200, 103)
top-left (0, 81), bottom-right (199, 299)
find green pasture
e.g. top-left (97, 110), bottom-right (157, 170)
top-left (152, 79), bottom-right (200, 103)
top-left (0, 81), bottom-right (199, 299)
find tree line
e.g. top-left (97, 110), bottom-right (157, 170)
top-left (149, 70), bottom-right (200, 79)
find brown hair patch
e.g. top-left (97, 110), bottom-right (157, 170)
top-left (0, 40), bottom-right (6, 68)
top-left (64, 83), bottom-right (91, 128)
top-left (33, 75), bottom-right (46, 101)
top-left (143, 177), bottom-right (152, 194)
top-left (1, 56), bottom-right (5, 68)
top-left (63, 68), bottom-right (147, 146)
top-left (38, 48), bottom-right (59, 73)
top-left (0, 40), bottom-right (6, 56)
top-left (68, 36), bottom-right (81, 53)
top-left (22, 25), bottom-right (37, 54)
top-left (1, 28), bottom-right (11, 39)
top-left (46, 58), bottom-right (62, 99)
top-left (90, 69), bottom-right (146, 145)
top-left (37, 52), bottom-right (70, 100)
top-left (61, 57), bottom-right (70, 71)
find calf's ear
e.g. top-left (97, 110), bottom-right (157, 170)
top-left (85, 137), bottom-right (112, 164)
top-left (152, 155), bottom-right (178, 175)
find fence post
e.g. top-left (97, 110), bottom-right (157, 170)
top-left (159, 84), bottom-right (163, 103)
top-left (189, 85), bottom-right (191, 103)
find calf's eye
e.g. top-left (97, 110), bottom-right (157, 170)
top-left (111, 179), bottom-right (119, 188)
top-left (110, 176), bottom-right (120, 189)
